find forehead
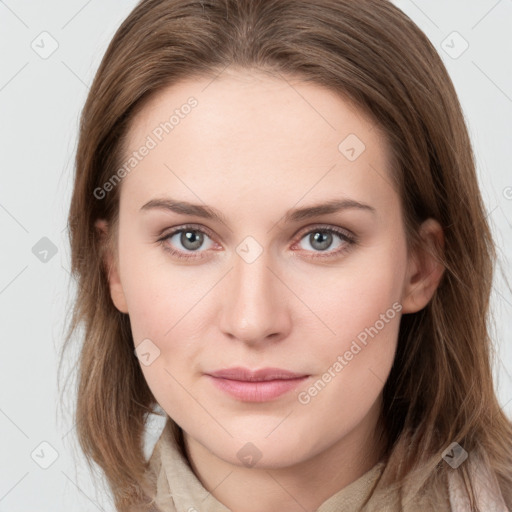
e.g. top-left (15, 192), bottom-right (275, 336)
top-left (120, 69), bottom-right (398, 217)
top-left (127, 68), bottom-right (384, 149)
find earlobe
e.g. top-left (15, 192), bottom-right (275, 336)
top-left (95, 219), bottom-right (129, 314)
top-left (401, 218), bottom-right (445, 314)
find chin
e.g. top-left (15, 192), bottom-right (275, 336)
top-left (208, 433), bottom-right (313, 470)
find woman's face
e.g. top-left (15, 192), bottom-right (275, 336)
top-left (102, 69), bottom-right (439, 469)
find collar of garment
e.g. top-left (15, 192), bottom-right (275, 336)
top-left (147, 420), bottom-right (508, 512)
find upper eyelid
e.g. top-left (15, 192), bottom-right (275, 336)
top-left (160, 223), bottom-right (217, 243)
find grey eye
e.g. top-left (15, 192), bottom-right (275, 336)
top-left (298, 230), bottom-right (346, 253)
top-left (165, 229), bottom-right (214, 252)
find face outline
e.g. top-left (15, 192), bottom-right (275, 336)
top-left (97, 68), bottom-right (444, 480)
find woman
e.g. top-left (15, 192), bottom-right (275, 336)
top-left (62, 0), bottom-right (512, 510)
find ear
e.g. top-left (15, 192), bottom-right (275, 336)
top-left (95, 219), bottom-right (129, 314)
top-left (401, 218), bottom-right (445, 314)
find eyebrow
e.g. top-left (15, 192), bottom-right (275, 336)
top-left (140, 197), bottom-right (376, 223)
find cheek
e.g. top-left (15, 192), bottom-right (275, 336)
top-left (298, 239), bottom-right (405, 399)
top-left (119, 242), bottom-right (206, 400)
top-left (296, 289), bottom-right (401, 435)
top-left (297, 242), bottom-right (406, 347)
top-left (117, 235), bottom-right (189, 342)
top-left (319, 293), bottom-right (400, 399)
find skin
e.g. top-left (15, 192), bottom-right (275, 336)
top-left (97, 68), bottom-right (444, 512)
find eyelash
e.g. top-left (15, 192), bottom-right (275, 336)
top-left (157, 223), bottom-right (357, 261)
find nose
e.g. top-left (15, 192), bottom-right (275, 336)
top-left (218, 249), bottom-right (292, 346)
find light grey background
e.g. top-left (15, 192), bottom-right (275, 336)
top-left (0, 1), bottom-right (511, 510)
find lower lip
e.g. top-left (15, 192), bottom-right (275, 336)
top-left (206, 375), bottom-right (309, 402)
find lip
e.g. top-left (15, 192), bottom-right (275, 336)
top-left (207, 366), bottom-right (308, 381)
top-left (205, 367), bottom-right (310, 402)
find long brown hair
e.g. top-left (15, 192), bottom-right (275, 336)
top-left (60, 0), bottom-right (512, 509)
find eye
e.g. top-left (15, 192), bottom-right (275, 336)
top-left (157, 224), bottom-right (216, 260)
top-left (157, 224), bottom-right (357, 261)
top-left (293, 225), bottom-right (356, 259)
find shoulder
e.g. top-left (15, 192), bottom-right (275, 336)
top-left (447, 454), bottom-right (509, 511)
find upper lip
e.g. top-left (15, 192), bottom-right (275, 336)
top-left (206, 367), bottom-right (308, 382)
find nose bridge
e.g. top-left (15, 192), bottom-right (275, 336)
top-left (219, 245), bottom-right (289, 343)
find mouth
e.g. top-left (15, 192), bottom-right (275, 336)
top-left (205, 367), bottom-right (310, 402)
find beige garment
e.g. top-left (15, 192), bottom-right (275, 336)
top-left (447, 454), bottom-right (510, 512)
top-left (147, 420), bottom-right (508, 512)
